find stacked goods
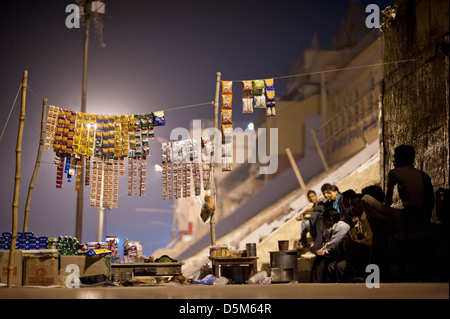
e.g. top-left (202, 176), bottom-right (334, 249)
top-left (0, 232), bottom-right (48, 250)
top-left (55, 236), bottom-right (80, 256)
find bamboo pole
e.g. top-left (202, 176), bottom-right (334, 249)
top-left (76, 9), bottom-right (91, 242)
top-left (23, 98), bottom-right (47, 233)
top-left (8, 70), bottom-right (28, 288)
top-left (285, 147), bottom-right (308, 196)
top-left (209, 71), bottom-right (221, 246)
top-left (310, 128), bottom-right (330, 173)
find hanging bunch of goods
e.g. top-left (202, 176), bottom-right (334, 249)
top-left (44, 106), bottom-right (166, 208)
top-left (239, 78), bottom-right (276, 117)
top-left (201, 134), bottom-right (213, 191)
top-left (218, 78), bottom-right (277, 173)
top-left (252, 79), bottom-right (266, 109)
top-left (161, 139), bottom-right (201, 200)
top-left (221, 81), bottom-right (233, 172)
top-left (264, 78), bottom-right (276, 117)
top-left (242, 81), bottom-right (253, 114)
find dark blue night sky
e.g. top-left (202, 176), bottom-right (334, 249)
top-left (0, 0), bottom-right (392, 257)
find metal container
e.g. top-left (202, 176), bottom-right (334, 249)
top-left (278, 240), bottom-right (289, 251)
top-left (269, 250), bottom-right (299, 281)
top-left (269, 267), bottom-right (294, 283)
top-left (269, 250), bottom-right (298, 268)
top-left (246, 243), bottom-right (257, 257)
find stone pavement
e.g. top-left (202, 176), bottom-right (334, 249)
top-left (1, 282), bottom-right (448, 299)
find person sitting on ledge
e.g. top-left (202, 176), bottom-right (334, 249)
top-left (296, 189), bottom-right (327, 250)
top-left (310, 207), bottom-right (350, 283)
top-left (361, 144), bottom-right (434, 282)
top-left (322, 184), bottom-right (355, 227)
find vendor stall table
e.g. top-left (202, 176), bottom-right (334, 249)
top-left (111, 262), bottom-right (183, 278)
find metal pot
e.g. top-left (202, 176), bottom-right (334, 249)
top-left (269, 250), bottom-right (298, 268)
top-left (269, 267), bottom-right (294, 283)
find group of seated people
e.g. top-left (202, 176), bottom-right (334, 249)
top-left (295, 145), bottom-right (435, 283)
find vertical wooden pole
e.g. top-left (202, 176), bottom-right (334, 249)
top-left (23, 98), bottom-right (47, 233)
top-left (285, 147), bottom-right (308, 196)
top-left (8, 70), bottom-right (28, 288)
top-left (209, 71), bottom-right (221, 246)
top-left (76, 10), bottom-right (91, 242)
top-left (310, 128), bottom-right (330, 173)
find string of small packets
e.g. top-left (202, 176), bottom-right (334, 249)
top-left (161, 139), bottom-right (202, 200)
top-left (43, 78), bottom-right (277, 205)
top-left (44, 105), bottom-right (166, 208)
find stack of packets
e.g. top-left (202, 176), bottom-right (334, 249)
top-left (221, 81), bottom-right (233, 171)
top-left (44, 105), bottom-right (166, 208)
top-left (161, 139), bottom-right (201, 200)
top-left (241, 79), bottom-right (276, 117)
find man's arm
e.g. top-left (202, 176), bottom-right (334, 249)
top-left (322, 222), bottom-right (350, 253)
top-left (384, 170), bottom-right (397, 207)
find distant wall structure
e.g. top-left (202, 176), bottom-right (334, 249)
top-left (379, 0), bottom-right (449, 189)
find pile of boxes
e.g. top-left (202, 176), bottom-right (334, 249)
top-left (1, 232), bottom-right (111, 287)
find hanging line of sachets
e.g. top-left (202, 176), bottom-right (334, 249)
top-left (161, 139), bottom-right (201, 200)
top-left (44, 105), bottom-right (166, 208)
top-left (221, 81), bottom-right (233, 172)
top-left (201, 134), bottom-right (213, 191)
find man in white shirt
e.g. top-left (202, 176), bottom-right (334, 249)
top-left (310, 207), bottom-right (350, 283)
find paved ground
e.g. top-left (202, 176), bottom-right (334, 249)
top-left (1, 282), bottom-right (448, 299)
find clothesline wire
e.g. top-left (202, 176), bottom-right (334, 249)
top-left (223, 58), bottom-right (418, 82)
top-left (2, 57), bottom-right (418, 144)
top-left (162, 101), bottom-right (214, 112)
top-left (0, 83), bottom-right (22, 143)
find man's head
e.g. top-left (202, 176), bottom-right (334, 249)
top-left (349, 193), bottom-right (364, 220)
top-left (341, 189), bottom-right (356, 209)
top-left (322, 207), bottom-right (340, 229)
top-left (361, 185), bottom-right (385, 203)
top-left (393, 144), bottom-right (415, 167)
top-left (307, 190), bottom-right (318, 204)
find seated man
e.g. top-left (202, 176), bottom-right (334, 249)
top-left (361, 145), bottom-right (434, 281)
top-left (328, 185), bottom-right (384, 282)
top-left (296, 190), bottom-right (319, 250)
top-left (310, 207), bottom-right (350, 283)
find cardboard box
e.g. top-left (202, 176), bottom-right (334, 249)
top-left (59, 255), bottom-right (111, 280)
top-left (0, 250), bottom-right (23, 286)
top-left (23, 253), bottom-right (59, 286)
